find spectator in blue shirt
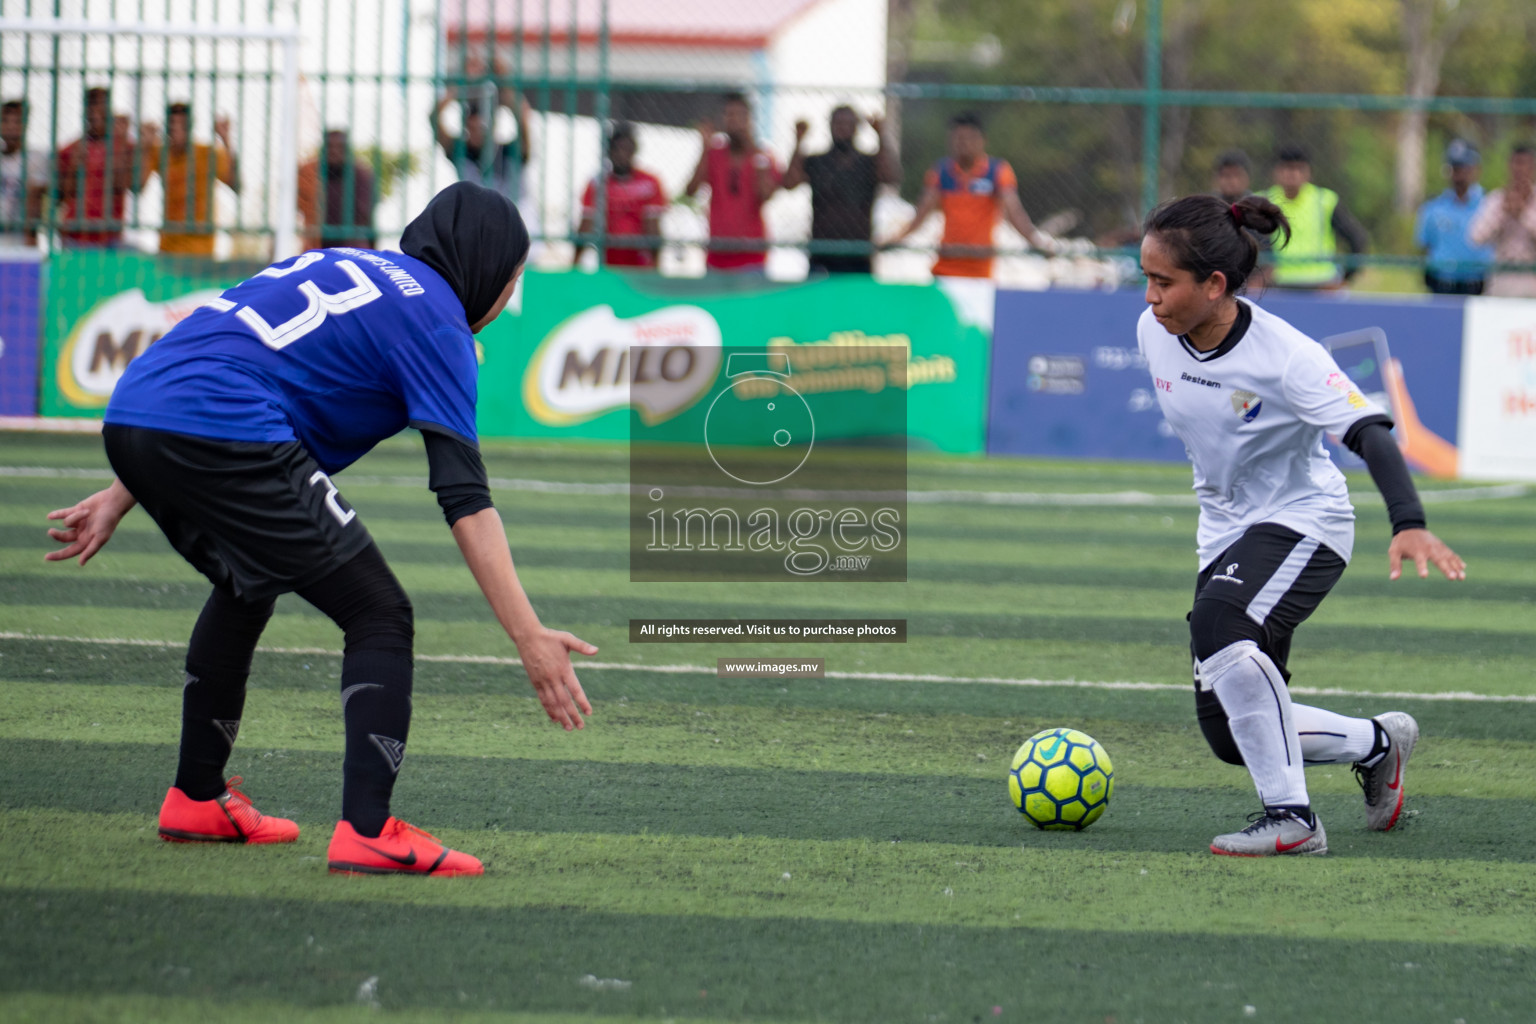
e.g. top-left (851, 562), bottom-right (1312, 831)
top-left (1415, 139), bottom-right (1493, 295)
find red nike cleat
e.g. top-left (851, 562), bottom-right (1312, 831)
top-left (158, 777), bottom-right (300, 844)
top-left (327, 817), bottom-right (484, 876)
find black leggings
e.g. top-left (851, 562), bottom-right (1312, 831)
top-left (1186, 525), bottom-right (1346, 767)
top-left (177, 541), bottom-right (413, 835)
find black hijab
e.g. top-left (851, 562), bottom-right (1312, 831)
top-left (400, 181), bottom-right (530, 327)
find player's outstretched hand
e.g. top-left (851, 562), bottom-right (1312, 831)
top-left (44, 479), bottom-right (137, 567)
top-left (1388, 527), bottom-right (1466, 581)
top-left (517, 627), bottom-right (597, 731)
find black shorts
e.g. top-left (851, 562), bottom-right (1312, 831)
top-left (1190, 523), bottom-right (1347, 761)
top-left (1191, 523), bottom-right (1347, 671)
top-left (103, 424), bottom-right (374, 603)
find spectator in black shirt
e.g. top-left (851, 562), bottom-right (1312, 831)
top-left (1213, 150), bottom-right (1252, 204)
top-left (784, 105), bottom-right (898, 275)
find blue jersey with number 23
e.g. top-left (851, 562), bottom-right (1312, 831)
top-left (105, 247), bottom-right (478, 474)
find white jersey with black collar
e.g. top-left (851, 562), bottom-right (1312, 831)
top-left (1136, 297), bottom-right (1388, 568)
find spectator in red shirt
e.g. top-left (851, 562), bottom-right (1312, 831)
top-left (685, 93), bottom-right (781, 272)
top-left (56, 87), bottom-right (139, 247)
top-left (573, 122), bottom-right (667, 269)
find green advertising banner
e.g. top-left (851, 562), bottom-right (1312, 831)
top-left (479, 270), bottom-right (993, 453)
top-left (42, 250), bottom-right (253, 416)
top-left (40, 255), bottom-right (992, 455)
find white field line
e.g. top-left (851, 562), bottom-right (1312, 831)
top-left (0, 417), bottom-right (102, 434)
top-left (3, 629), bottom-right (1534, 704)
top-left (0, 466), bottom-right (1528, 507)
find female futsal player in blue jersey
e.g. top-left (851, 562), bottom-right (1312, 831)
top-left (1137, 193), bottom-right (1465, 856)
top-left (44, 182), bottom-right (593, 876)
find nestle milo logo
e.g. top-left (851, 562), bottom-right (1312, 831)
top-left (58, 287), bottom-right (224, 407)
top-left (522, 304), bottom-right (722, 426)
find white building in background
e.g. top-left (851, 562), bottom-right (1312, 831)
top-left (442, 0), bottom-right (888, 140)
top-left (0, 0), bottom-right (1107, 283)
top-left (443, 0), bottom-right (890, 277)
top-left (441, 0), bottom-right (1107, 285)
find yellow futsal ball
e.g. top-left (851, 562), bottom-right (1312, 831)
top-left (1008, 727), bottom-right (1114, 831)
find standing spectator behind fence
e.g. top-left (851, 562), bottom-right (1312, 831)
top-left (1469, 144), bottom-right (1536, 298)
top-left (432, 84), bottom-right (530, 199)
top-left (573, 123), bottom-right (666, 270)
top-left (1415, 140), bottom-right (1492, 295)
top-left (1213, 150), bottom-right (1253, 204)
top-left (1263, 144), bottom-right (1369, 289)
top-left (783, 106), bottom-right (898, 275)
top-left (887, 112), bottom-right (1050, 279)
top-left (1, 99), bottom-right (47, 248)
top-left (298, 130), bottom-right (376, 251)
top-left (137, 103), bottom-right (240, 257)
top-left (686, 93), bottom-right (781, 272)
top-left (56, 87), bottom-right (138, 248)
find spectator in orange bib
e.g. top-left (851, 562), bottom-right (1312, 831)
top-left (888, 111), bottom-right (1051, 278)
top-left (138, 102), bottom-right (241, 257)
top-left (573, 122), bottom-right (667, 269)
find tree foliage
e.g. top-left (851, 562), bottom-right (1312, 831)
top-left (897, 0), bottom-right (1536, 248)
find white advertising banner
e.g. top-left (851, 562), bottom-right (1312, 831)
top-left (1459, 297), bottom-right (1536, 481)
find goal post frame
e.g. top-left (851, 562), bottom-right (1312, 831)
top-left (0, 15), bottom-right (303, 259)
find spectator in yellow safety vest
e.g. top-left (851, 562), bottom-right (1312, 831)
top-left (1263, 144), bottom-right (1369, 289)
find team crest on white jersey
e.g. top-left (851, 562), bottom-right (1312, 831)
top-left (1230, 390), bottom-right (1262, 422)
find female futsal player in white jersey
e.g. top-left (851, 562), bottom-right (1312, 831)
top-left (1137, 194), bottom-right (1465, 856)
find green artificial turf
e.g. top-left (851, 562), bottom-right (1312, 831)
top-left (2, 433), bottom-right (1534, 1023)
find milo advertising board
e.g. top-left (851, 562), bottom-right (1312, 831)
top-left (42, 251), bottom-right (253, 416)
top-left (41, 255), bottom-right (991, 454)
top-left (480, 270), bottom-right (992, 453)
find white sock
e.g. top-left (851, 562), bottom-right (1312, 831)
top-left (1201, 640), bottom-right (1309, 808)
top-left (1293, 704), bottom-right (1377, 765)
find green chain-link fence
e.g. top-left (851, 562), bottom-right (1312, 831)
top-left (3, 0), bottom-right (1534, 286)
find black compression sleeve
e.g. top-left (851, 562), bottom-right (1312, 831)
top-left (1343, 417), bottom-right (1426, 535)
top-left (415, 422), bottom-right (494, 526)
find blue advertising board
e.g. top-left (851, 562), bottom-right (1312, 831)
top-left (987, 289), bottom-right (1465, 475)
top-left (988, 290), bottom-right (1182, 461)
top-left (1258, 294), bottom-right (1463, 472)
top-left (0, 257), bottom-right (43, 417)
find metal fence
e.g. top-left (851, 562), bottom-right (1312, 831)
top-left (2, 0), bottom-right (1534, 287)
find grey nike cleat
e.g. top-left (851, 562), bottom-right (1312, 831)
top-left (1354, 711), bottom-right (1418, 831)
top-left (1210, 809), bottom-right (1327, 857)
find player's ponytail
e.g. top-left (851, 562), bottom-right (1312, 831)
top-left (1143, 194), bottom-right (1291, 294)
